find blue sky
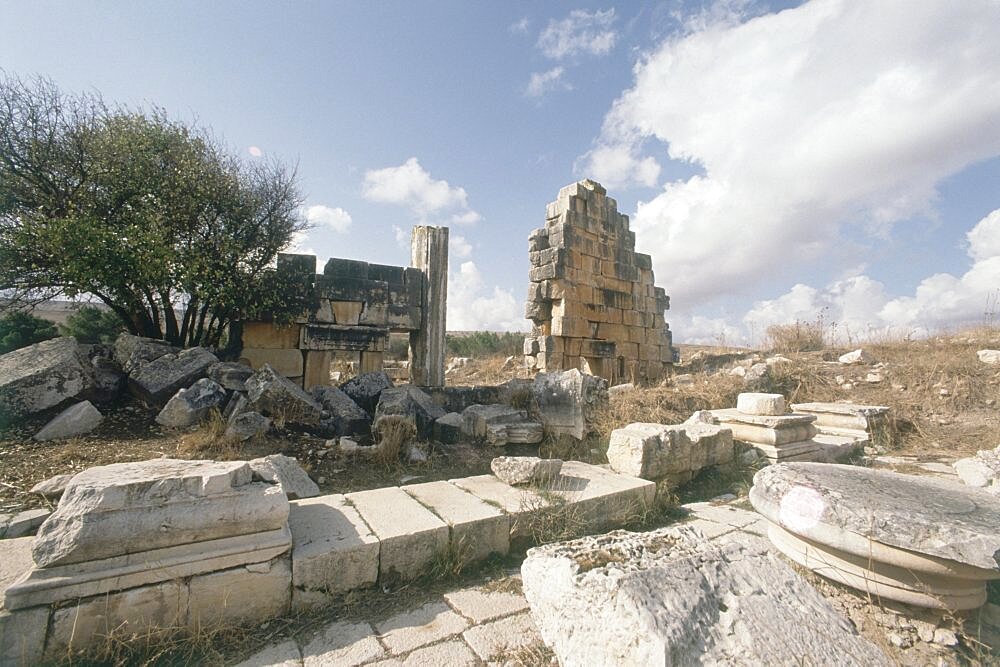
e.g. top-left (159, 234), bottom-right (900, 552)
top-left (3, 0), bottom-right (1000, 343)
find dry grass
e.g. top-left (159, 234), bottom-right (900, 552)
top-left (176, 410), bottom-right (243, 460)
top-left (371, 414), bottom-right (416, 467)
top-left (767, 319), bottom-right (828, 353)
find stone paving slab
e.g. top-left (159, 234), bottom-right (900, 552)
top-left (461, 612), bottom-right (542, 662)
top-left (375, 600), bottom-right (469, 654)
top-left (444, 584), bottom-right (529, 624)
top-left (371, 640), bottom-right (480, 667)
top-left (233, 638), bottom-right (302, 667)
top-left (401, 481), bottom-right (509, 563)
top-left (345, 487), bottom-right (449, 581)
top-left (302, 619), bottom-right (386, 666)
top-left (557, 461), bottom-right (655, 529)
top-left (449, 475), bottom-right (551, 539)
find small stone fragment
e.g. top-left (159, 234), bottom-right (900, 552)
top-left (5, 509), bottom-right (51, 538)
top-left (30, 473), bottom-right (75, 500)
top-left (155, 379), bottom-right (226, 428)
top-left (839, 349), bottom-right (873, 365)
top-left (225, 411), bottom-right (272, 441)
top-left (249, 454), bottom-right (319, 500)
top-left (977, 349), bottom-right (1000, 365)
top-left (736, 392), bottom-right (785, 416)
top-left (491, 456), bottom-right (562, 486)
top-left (33, 400), bottom-right (103, 441)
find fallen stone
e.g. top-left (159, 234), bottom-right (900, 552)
top-left (742, 362), bottom-right (771, 391)
top-left (112, 333), bottom-right (179, 374)
top-left (339, 371), bottom-right (392, 416)
top-left (521, 525), bottom-right (890, 666)
top-left (246, 364), bottom-right (322, 425)
top-left (225, 411), bottom-right (271, 441)
top-left (154, 378), bottom-right (226, 428)
top-left (207, 361), bottom-right (254, 391)
top-left (736, 392), bottom-right (785, 416)
top-left (953, 445), bottom-right (1000, 495)
top-left (311, 385), bottom-right (370, 436)
top-left (978, 349), bottom-right (1000, 365)
top-left (607, 382), bottom-right (635, 397)
top-left (606, 422), bottom-right (734, 483)
top-left (374, 385), bottom-right (446, 439)
top-left (31, 459), bottom-right (289, 568)
top-left (461, 404), bottom-right (528, 440)
top-left (223, 392), bottom-right (251, 422)
top-left (504, 422), bottom-right (544, 444)
top-left (0, 337), bottom-right (95, 421)
top-left (839, 348), bottom-right (873, 365)
top-left (129, 346), bottom-right (218, 405)
top-left (91, 356), bottom-right (126, 403)
top-left (250, 454), bottom-right (319, 500)
top-left (490, 456), bottom-right (562, 486)
top-left (432, 412), bottom-right (463, 444)
top-left (5, 509), bottom-right (51, 539)
top-left (790, 402), bottom-right (890, 434)
top-left (29, 473), bottom-right (75, 501)
top-left (33, 400), bottom-right (103, 441)
top-left (531, 369), bottom-right (607, 440)
top-left (406, 444), bottom-right (428, 463)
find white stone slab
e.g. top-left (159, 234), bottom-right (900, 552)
top-left (449, 475), bottom-right (552, 539)
top-left (556, 461), bottom-right (656, 529)
top-left (444, 584), bottom-right (529, 624)
top-left (402, 481), bottom-right (509, 563)
top-left (736, 392), bottom-right (785, 416)
top-left (303, 619), bottom-right (386, 666)
top-left (711, 408), bottom-right (815, 429)
top-left (0, 606), bottom-right (48, 666)
top-left (346, 487), bottom-right (449, 580)
top-left (288, 494), bottom-right (379, 609)
top-left (461, 612), bottom-right (542, 662)
top-left (188, 556), bottom-right (291, 626)
top-left (234, 639), bottom-right (303, 667)
top-left (374, 600), bottom-right (469, 654)
top-left (0, 537), bottom-right (33, 595)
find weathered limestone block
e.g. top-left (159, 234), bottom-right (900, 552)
top-left (188, 556), bottom-right (291, 626)
top-left (288, 494), bottom-right (379, 609)
top-left (490, 457), bottom-right (562, 486)
top-left (340, 371), bottom-right (392, 416)
top-left (450, 474), bottom-right (551, 540)
top-left (461, 404), bottom-right (529, 441)
top-left (504, 421), bottom-right (544, 444)
top-left (207, 361), bottom-right (253, 391)
top-left (241, 321), bottom-right (301, 349)
top-left (129, 346), bottom-right (218, 405)
top-left (978, 349), bottom-right (1000, 365)
top-left (736, 392), bottom-right (785, 416)
top-left (751, 463), bottom-right (1000, 609)
top-left (250, 454), bottom-right (319, 500)
top-left (521, 525), bottom-right (889, 666)
top-left (311, 384), bottom-right (370, 436)
top-left (345, 486), bottom-right (449, 580)
top-left (112, 333), bottom-right (178, 373)
top-left (30, 473), bottom-right (75, 500)
top-left (373, 385), bottom-right (446, 438)
top-left (709, 409), bottom-right (817, 444)
top-left (606, 423), bottom-right (734, 483)
top-left (154, 378), bottom-right (226, 428)
top-left (3, 510), bottom-right (50, 539)
top-left (0, 606), bottom-right (48, 666)
top-left (246, 364), bottom-right (322, 425)
top-left (224, 411), bottom-right (271, 441)
top-left (953, 445), bottom-right (1000, 494)
top-left (239, 347), bottom-right (304, 377)
top-left (402, 480), bottom-right (510, 563)
top-left (838, 348), bottom-right (873, 364)
top-left (0, 337), bottom-right (95, 420)
top-left (31, 459), bottom-right (289, 568)
top-left (532, 369), bottom-right (607, 441)
top-left (432, 412), bottom-right (463, 444)
top-left (33, 400), bottom-right (103, 441)
top-left (790, 401), bottom-right (890, 433)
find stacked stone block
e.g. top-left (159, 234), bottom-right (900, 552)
top-left (523, 180), bottom-right (678, 383)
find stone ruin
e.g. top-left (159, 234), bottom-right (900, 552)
top-left (239, 225), bottom-right (448, 389)
top-left (523, 180), bottom-right (679, 384)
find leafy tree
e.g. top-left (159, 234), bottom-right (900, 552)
top-left (0, 311), bottom-right (58, 354)
top-left (60, 305), bottom-right (125, 344)
top-left (0, 73), bottom-right (311, 350)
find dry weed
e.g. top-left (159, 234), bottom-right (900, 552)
top-left (371, 414), bottom-right (416, 467)
top-left (176, 410), bottom-right (243, 460)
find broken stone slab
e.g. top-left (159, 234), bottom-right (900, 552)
top-left (311, 385), bottom-right (370, 436)
top-left (4, 509), bottom-right (51, 539)
top-left (556, 462), bottom-right (657, 531)
top-left (345, 486), bottom-right (449, 581)
top-left (522, 525), bottom-right (890, 666)
top-left (339, 371), bottom-right (392, 416)
top-left (490, 457), bottom-right (563, 486)
top-left (225, 411), bottom-right (272, 441)
top-left (288, 494), bottom-right (379, 610)
top-left (375, 600), bottom-right (470, 655)
top-left (373, 385), bottom-right (446, 439)
top-left (790, 401), bottom-right (890, 432)
top-left (505, 422), bottom-right (544, 444)
top-left (709, 409), bottom-right (817, 445)
top-left (449, 474), bottom-right (552, 540)
top-left (978, 349), bottom-right (1000, 364)
top-left (0, 337), bottom-right (95, 421)
top-left (432, 412), bottom-right (463, 444)
top-left (207, 361), bottom-right (254, 391)
top-left (33, 400), bottom-right (103, 441)
top-left (838, 348), bottom-right (873, 364)
top-left (953, 445), bottom-right (1000, 495)
top-left (606, 422), bottom-right (734, 483)
top-left (250, 454), bottom-right (319, 500)
top-left (736, 392), bottom-right (785, 416)
top-left (31, 459), bottom-right (289, 568)
top-left (461, 404), bottom-right (528, 440)
top-left (30, 473), bottom-right (75, 501)
top-left (401, 481), bottom-right (510, 564)
top-left (246, 364), bottom-right (322, 425)
top-left (750, 463), bottom-right (1000, 609)
top-left (154, 378), bottom-right (226, 428)
top-left (129, 346), bottom-right (218, 406)
top-left (112, 333), bottom-right (179, 374)
top-left (531, 369), bottom-right (608, 441)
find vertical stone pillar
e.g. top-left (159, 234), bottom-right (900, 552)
top-left (409, 226), bottom-right (448, 387)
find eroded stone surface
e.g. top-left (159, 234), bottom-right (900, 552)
top-left (736, 392), bottom-right (785, 416)
top-left (340, 372), bottom-right (392, 416)
top-left (250, 454), bottom-right (319, 500)
top-left (521, 525), bottom-right (889, 666)
top-left (246, 365), bottom-right (322, 425)
top-left (155, 378), bottom-right (226, 428)
top-left (490, 456), bottom-right (562, 486)
top-left (129, 346), bottom-right (218, 405)
top-left (33, 400), bottom-right (103, 441)
top-left (953, 445), bottom-right (1000, 495)
top-left (0, 337), bottom-right (95, 420)
top-left (29, 473), bottom-right (75, 500)
top-left (311, 384), bottom-right (369, 436)
top-left (531, 369), bottom-right (607, 441)
top-left (375, 600), bottom-right (469, 654)
top-left (606, 422), bottom-right (733, 482)
top-left (302, 620), bottom-right (386, 666)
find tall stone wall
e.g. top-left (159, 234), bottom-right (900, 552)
top-left (523, 180), bottom-right (678, 383)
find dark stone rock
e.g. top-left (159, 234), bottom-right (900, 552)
top-left (340, 371), bottom-right (392, 416)
top-left (129, 347), bottom-right (218, 406)
top-left (373, 385), bottom-right (446, 438)
top-left (311, 385), bottom-right (370, 436)
top-left (0, 337), bottom-right (95, 422)
top-left (246, 364), bottom-right (322, 425)
top-left (207, 361), bottom-right (254, 391)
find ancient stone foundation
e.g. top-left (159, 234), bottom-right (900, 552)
top-left (523, 180), bottom-right (678, 384)
top-left (240, 226), bottom-right (448, 389)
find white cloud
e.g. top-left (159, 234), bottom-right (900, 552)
top-left (284, 230), bottom-right (316, 258)
top-left (526, 67), bottom-right (571, 98)
top-left (392, 224), bottom-right (409, 250)
top-left (451, 235), bottom-right (472, 259)
top-left (577, 143), bottom-right (661, 189)
top-left (538, 9), bottom-right (618, 60)
top-left (586, 0), bottom-right (1000, 306)
top-left (672, 313), bottom-right (746, 347)
top-left (303, 204), bottom-right (352, 233)
top-left (740, 209), bottom-right (1000, 340)
top-left (510, 17), bottom-right (530, 34)
top-left (448, 261), bottom-right (528, 332)
top-left (362, 157), bottom-right (481, 224)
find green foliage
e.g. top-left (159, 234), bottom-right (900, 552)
top-left (0, 73), bottom-right (309, 348)
top-left (0, 311), bottom-right (58, 354)
top-left (446, 331), bottom-right (524, 358)
top-left (59, 305), bottom-right (125, 344)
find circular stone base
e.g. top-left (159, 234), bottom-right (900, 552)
top-left (766, 521), bottom-right (987, 610)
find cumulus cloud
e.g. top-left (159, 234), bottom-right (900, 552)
top-left (362, 157), bottom-right (481, 224)
top-left (303, 204), bottom-right (352, 233)
top-left (526, 67), bottom-right (571, 98)
top-left (741, 209), bottom-right (1000, 340)
top-left (577, 143), bottom-right (661, 189)
top-left (510, 17), bottom-right (530, 34)
top-left (585, 0), bottom-right (1000, 306)
top-left (448, 261), bottom-right (528, 332)
top-left (451, 234), bottom-right (472, 259)
top-left (537, 9), bottom-right (618, 60)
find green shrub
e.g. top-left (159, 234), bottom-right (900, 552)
top-left (446, 331), bottom-right (524, 358)
top-left (60, 305), bottom-right (125, 344)
top-left (0, 311), bottom-right (59, 354)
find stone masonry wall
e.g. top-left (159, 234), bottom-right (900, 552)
top-left (523, 180), bottom-right (678, 383)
